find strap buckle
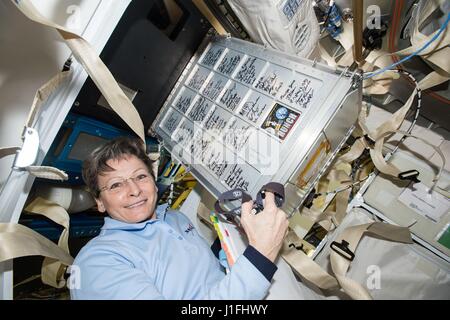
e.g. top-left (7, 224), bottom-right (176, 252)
top-left (330, 240), bottom-right (355, 261)
top-left (363, 134), bottom-right (375, 148)
top-left (398, 169), bottom-right (420, 183)
top-left (62, 58), bottom-right (72, 71)
top-left (303, 188), bottom-right (318, 209)
top-left (289, 242), bottom-right (304, 251)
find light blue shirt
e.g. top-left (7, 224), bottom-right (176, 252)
top-left (70, 204), bottom-right (271, 300)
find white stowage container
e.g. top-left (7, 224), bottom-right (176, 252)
top-left (0, 0), bottom-right (131, 300)
top-left (152, 36), bottom-right (361, 217)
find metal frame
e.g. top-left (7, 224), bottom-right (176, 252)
top-left (153, 36), bottom-right (360, 217)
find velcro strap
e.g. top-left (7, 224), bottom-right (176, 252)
top-left (27, 166), bottom-right (68, 181)
top-left (25, 70), bottom-right (71, 129)
top-left (0, 223), bottom-right (73, 266)
top-left (25, 197), bottom-right (71, 288)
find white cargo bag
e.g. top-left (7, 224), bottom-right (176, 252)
top-left (313, 207), bottom-right (450, 299)
top-left (226, 0), bottom-right (319, 57)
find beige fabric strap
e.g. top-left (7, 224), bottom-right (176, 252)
top-left (0, 147), bottom-right (20, 159)
top-left (370, 130), bottom-right (446, 187)
top-left (21, 70), bottom-right (72, 179)
top-left (358, 102), bottom-right (370, 135)
top-left (330, 222), bottom-right (413, 300)
top-left (26, 166), bottom-right (68, 181)
top-left (320, 0), bottom-right (448, 92)
top-left (358, 71), bottom-right (445, 188)
top-left (0, 223), bottom-right (73, 266)
top-left (282, 232), bottom-right (339, 291)
top-left (301, 207), bottom-right (333, 225)
top-left (363, 70), bottom-right (401, 95)
top-left (12, 0), bottom-right (145, 142)
top-left (337, 137), bottom-right (367, 164)
top-left (357, 84), bottom-right (412, 142)
top-left (334, 188), bottom-right (351, 226)
top-left (299, 206), bottom-right (335, 232)
top-left (300, 148), bottom-right (358, 232)
top-left (24, 197), bottom-right (72, 288)
top-left (25, 70), bottom-right (71, 128)
top-left (370, 89), bottom-right (416, 141)
top-left (418, 69), bottom-right (449, 91)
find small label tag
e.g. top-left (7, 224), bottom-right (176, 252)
top-left (278, 0), bottom-right (303, 22)
top-left (398, 182), bottom-right (450, 223)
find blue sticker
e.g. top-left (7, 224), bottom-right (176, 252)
top-left (275, 106), bottom-right (289, 120)
top-left (281, 0), bottom-right (303, 21)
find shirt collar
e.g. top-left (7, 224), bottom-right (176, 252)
top-left (101, 203), bottom-right (169, 231)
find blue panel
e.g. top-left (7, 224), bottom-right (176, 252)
top-left (43, 112), bottom-right (158, 185)
top-left (20, 213), bottom-right (105, 240)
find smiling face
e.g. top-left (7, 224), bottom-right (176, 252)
top-left (95, 155), bottom-right (158, 223)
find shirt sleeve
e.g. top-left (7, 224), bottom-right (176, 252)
top-left (175, 212), bottom-right (278, 300)
top-left (243, 245), bottom-right (278, 281)
top-left (201, 250), bottom-right (275, 300)
top-left (70, 243), bottom-right (166, 300)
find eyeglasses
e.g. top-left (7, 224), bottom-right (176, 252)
top-left (99, 172), bottom-right (153, 194)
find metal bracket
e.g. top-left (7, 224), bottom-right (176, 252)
top-left (350, 69), bottom-right (363, 89)
top-left (13, 127), bottom-right (39, 169)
